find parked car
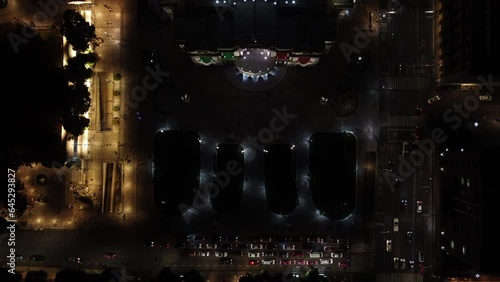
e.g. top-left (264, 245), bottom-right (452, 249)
top-left (30, 255), bottom-right (44, 262)
top-left (400, 258), bottom-right (406, 269)
top-left (262, 259), bottom-right (276, 265)
top-left (250, 244), bottom-right (264, 250)
top-left (280, 259), bottom-right (292, 265)
top-left (279, 252), bottom-right (289, 258)
top-left (331, 252), bottom-right (343, 258)
top-left (219, 257), bottom-right (233, 265)
top-left (293, 259), bottom-right (305, 265)
top-left (402, 142), bottom-right (409, 157)
top-left (104, 253), bottom-right (116, 259)
top-left (214, 251), bottom-right (228, 257)
top-left (248, 252), bottom-right (260, 258)
top-left (320, 258), bottom-right (333, 265)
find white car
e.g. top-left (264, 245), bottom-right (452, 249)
top-left (248, 252), bottom-right (260, 258)
top-left (427, 95), bottom-right (441, 104)
top-left (386, 240), bottom-right (392, 252)
top-left (206, 243), bottom-right (218, 249)
top-left (393, 257), bottom-right (400, 269)
top-left (250, 244), bottom-right (264, 250)
top-left (331, 252), bottom-right (343, 258)
top-left (400, 258), bottom-right (406, 269)
top-left (214, 251), bottom-right (227, 257)
top-left (479, 94), bottom-right (492, 101)
top-left (417, 201), bottom-right (423, 213)
top-left (262, 259), bottom-right (276, 265)
top-left (320, 258), bottom-right (333, 265)
top-left (197, 251), bottom-right (210, 257)
top-left (393, 218), bottom-right (399, 232)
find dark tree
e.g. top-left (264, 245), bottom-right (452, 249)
top-left (24, 270), bottom-right (48, 282)
top-left (65, 83), bottom-right (91, 116)
top-left (0, 266), bottom-right (22, 282)
top-left (55, 268), bottom-right (89, 282)
top-left (182, 269), bottom-right (205, 282)
top-left (60, 9), bottom-right (97, 51)
top-left (156, 267), bottom-right (181, 282)
top-left (61, 112), bottom-right (90, 138)
top-left (15, 191), bottom-right (27, 217)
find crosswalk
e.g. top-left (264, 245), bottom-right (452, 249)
top-left (381, 116), bottom-right (418, 127)
top-left (380, 77), bottom-right (430, 90)
top-left (350, 235), bottom-right (376, 273)
top-left (377, 273), bottom-right (423, 282)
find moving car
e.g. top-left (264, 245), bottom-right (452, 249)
top-left (393, 257), bottom-right (400, 269)
top-left (418, 251), bottom-right (424, 262)
top-left (144, 239), bottom-right (155, 247)
top-left (417, 201), bottom-right (423, 213)
top-left (104, 253), bottom-right (117, 259)
top-left (283, 244), bottom-right (295, 250)
top-left (402, 142), bottom-right (409, 157)
top-left (237, 243), bottom-right (248, 249)
top-left (306, 260), bottom-right (319, 266)
top-left (427, 95), bottom-right (441, 104)
top-left (479, 94), bottom-right (492, 101)
top-left (400, 258), bottom-right (406, 269)
top-left (393, 218), bottom-right (399, 232)
top-left (386, 240), bottom-right (392, 252)
top-left (401, 199), bottom-right (408, 209)
top-left (406, 231), bottom-right (413, 244)
top-left (68, 257), bottom-right (81, 263)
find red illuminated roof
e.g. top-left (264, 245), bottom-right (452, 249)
top-left (297, 57), bottom-right (311, 64)
top-left (276, 52), bottom-right (288, 60)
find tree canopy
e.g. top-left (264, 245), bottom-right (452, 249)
top-left (60, 9), bottom-right (97, 52)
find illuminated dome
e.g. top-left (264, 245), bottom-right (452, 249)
top-left (235, 48), bottom-right (275, 76)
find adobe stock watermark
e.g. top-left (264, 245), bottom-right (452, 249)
top-left (179, 106), bottom-right (297, 224)
top-left (213, 2), bottom-right (235, 22)
top-left (339, 0), bottom-right (402, 64)
top-left (383, 74), bottom-right (499, 191)
top-left (7, 0), bottom-right (69, 54)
